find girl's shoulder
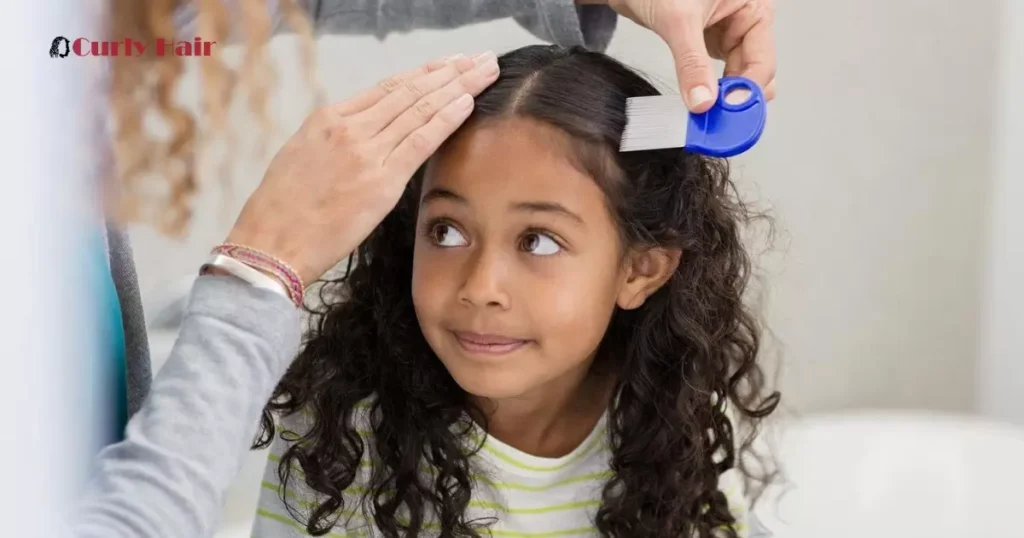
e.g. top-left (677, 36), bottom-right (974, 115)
top-left (717, 467), bottom-right (762, 537)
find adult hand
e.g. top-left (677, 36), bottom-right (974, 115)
top-left (224, 52), bottom-right (500, 284)
top-left (585, 0), bottom-right (776, 112)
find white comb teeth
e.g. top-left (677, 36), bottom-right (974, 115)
top-left (618, 77), bottom-right (768, 158)
top-left (619, 95), bottom-right (690, 152)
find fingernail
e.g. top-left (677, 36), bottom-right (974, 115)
top-left (444, 53), bottom-right (466, 63)
top-left (687, 85), bottom-right (713, 108)
top-left (477, 60), bottom-right (499, 77)
top-left (474, 51), bottom-right (497, 64)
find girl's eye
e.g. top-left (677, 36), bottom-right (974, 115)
top-left (430, 223), bottom-right (468, 247)
top-left (520, 232), bottom-right (562, 256)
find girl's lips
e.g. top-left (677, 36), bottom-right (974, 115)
top-left (452, 331), bottom-right (531, 355)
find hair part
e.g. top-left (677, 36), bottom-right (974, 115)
top-left (256, 44), bottom-right (781, 538)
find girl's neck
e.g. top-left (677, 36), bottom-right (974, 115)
top-left (472, 368), bottom-right (617, 458)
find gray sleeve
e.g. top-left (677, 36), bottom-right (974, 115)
top-left (176, 0), bottom-right (618, 51)
top-left (310, 0), bottom-right (618, 51)
top-left (66, 275), bottom-right (301, 538)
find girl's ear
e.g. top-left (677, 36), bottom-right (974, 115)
top-left (616, 247), bottom-right (682, 310)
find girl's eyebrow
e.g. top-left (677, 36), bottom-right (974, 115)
top-left (509, 201), bottom-right (584, 225)
top-left (421, 187), bottom-right (585, 226)
top-left (420, 187), bottom-right (466, 206)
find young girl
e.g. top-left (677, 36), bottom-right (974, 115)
top-left (250, 44), bottom-right (780, 538)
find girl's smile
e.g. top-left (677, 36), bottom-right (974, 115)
top-left (451, 331), bottom-right (534, 356)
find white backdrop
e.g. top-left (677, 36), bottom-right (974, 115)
top-left (977, 0), bottom-right (1024, 425)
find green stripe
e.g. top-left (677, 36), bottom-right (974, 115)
top-left (259, 503), bottom-right (744, 538)
top-left (261, 481), bottom-right (598, 516)
top-left (471, 500), bottom-right (600, 515)
top-left (266, 452), bottom-right (611, 492)
top-left (469, 427), bottom-right (609, 473)
top-left (282, 404), bottom-right (608, 473)
top-left (257, 490), bottom-right (442, 532)
top-left (476, 471), bottom-right (614, 492)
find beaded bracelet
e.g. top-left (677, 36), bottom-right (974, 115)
top-left (200, 254), bottom-right (293, 304)
top-left (210, 243), bottom-right (305, 307)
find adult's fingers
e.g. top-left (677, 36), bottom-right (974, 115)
top-left (383, 94), bottom-right (475, 179)
top-left (707, 0), bottom-right (755, 27)
top-left (659, 7), bottom-right (719, 112)
top-left (714, 1), bottom-right (759, 60)
top-left (721, 0), bottom-right (776, 93)
top-left (374, 55), bottom-right (499, 151)
top-left (355, 52), bottom-right (494, 136)
top-left (330, 55), bottom-right (461, 118)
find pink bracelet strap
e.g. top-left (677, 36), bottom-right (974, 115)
top-left (210, 244), bottom-right (305, 307)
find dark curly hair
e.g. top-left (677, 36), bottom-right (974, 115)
top-left (254, 44), bottom-right (780, 538)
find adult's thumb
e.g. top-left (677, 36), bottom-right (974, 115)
top-left (660, 12), bottom-right (718, 112)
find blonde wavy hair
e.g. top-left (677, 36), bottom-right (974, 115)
top-left (107, 0), bottom-right (321, 236)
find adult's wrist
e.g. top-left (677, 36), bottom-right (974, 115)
top-left (224, 227), bottom-right (318, 287)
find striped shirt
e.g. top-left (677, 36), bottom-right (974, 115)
top-left (251, 400), bottom-right (762, 537)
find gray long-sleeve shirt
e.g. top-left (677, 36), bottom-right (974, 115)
top-left (68, 276), bottom-right (302, 538)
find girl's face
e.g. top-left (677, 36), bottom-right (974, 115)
top-left (412, 117), bottom-right (664, 403)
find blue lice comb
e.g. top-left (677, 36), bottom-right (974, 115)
top-left (619, 76), bottom-right (767, 158)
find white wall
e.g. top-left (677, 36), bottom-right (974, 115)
top-left (977, 0), bottom-right (1024, 425)
top-left (134, 0), bottom-right (1006, 416)
top-left (748, 0), bottom-right (1000, 414)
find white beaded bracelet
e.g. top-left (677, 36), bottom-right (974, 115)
top-left (200, 253), bottom-right (293, 304)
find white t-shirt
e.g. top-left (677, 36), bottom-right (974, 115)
top-left (252, 400), bottom-right (757, 537)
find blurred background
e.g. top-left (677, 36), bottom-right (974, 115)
top-left (124, 3), bottom-right (1023, 536)
top-left (7, 1), bottom-right (1020, 537)
top-left (134, 1), bottom-right (1022, 422)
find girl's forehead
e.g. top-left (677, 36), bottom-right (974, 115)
top-left (426, 118), bottom-right (586, 188)
top-left (425, 158), bottom-right (591, 212)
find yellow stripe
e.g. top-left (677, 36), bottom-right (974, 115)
top-left (470, 427), bottom-right (609, 472)
top-left (262, 481), bottom-right (599, 517)
top-left (258, 499), bottom-right (442, 533)
top-left (262, 472), bottom-right (744, 536)
top-left (266, 453), bottom-right (611, 492)
top-left (476, 471), bottom-right (613, 492)
top-left (470, 500), bottom-right (600, 515)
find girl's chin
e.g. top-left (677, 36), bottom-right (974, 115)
top-left (440, 362), bottom-right (541, 402)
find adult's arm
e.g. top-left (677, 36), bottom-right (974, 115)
top-left (175, 0), bottom-right (619, 52)
top-left (66, 275), bottom-right (301, 538)
top-left (68, 49), bottom-right (497, 538)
